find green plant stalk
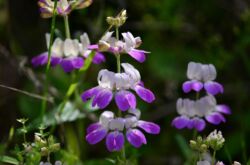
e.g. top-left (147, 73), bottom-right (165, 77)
top-left (64, 15), bottom-right (71, 39)
top-left (211, 150), bottom-right (216, 165)
top-left (40, 0), bottom-right (58, 123)
top-left (115, 26), bottom-right (126, 163)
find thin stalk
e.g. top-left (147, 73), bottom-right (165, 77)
top-left (115, 26), bottom-right (126, 163)
top-left (40, 0), bottom-right (58, 123)
top-left (211, 150), bottom-right (216, 165)
top-left (64, 15), bottom-right (71, 39)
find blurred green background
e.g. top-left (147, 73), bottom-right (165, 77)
top-left (0, 0), bottom-right (250, 164)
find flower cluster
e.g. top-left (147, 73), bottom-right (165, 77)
top-left (172, 62), bottom-right (231, 131)
top-left (86, 109), bottom-right (160, 152)
top-left (91, 31), bottom-right (149, 63)
top-left (81, 63), bottom-right (155, 110)
top-left (81, 15), bottom-right (160, 151)
top-left (31, 33), bottom-right (105, 72)
top-left (38, 0), bottom-right (92, 18)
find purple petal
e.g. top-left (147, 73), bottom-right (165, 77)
top-left (204, 81), bottom-right (224, 95)
top-left (137, 121), bottom-right (160, 134)
top-left (182, 80), bottom-right (203, 93)
top-left (106, 131), bottom-right (124, 152)
top-left (92, 89), bottom-right (113, 109)
top-left (86, 128), bottom-right (107, 145)
top-left (115, 90), bottom-right (136, 111)
top-left (205, 112), bottom-right (226, 125)
top-left (171, 116), bottom-right (189, 129)
top-left (60, 57), bottom-right (84, 72)
top-left (126, 129), bottom-right (147, 148)
top-left (81, 87), bottom-right (100, 102)
top-left (134, 85), bottom-right (155, 103)
top-left (92, 52), bottom-right (106, 64)
top-left (86, 123), bottom-right (102, 134)
top-left (31, 52), bottom-right (48, 67)
top-left (216, 105), bottom-right (231, 115)
top-left (127, 49), bottom-right (147, 63)
top-left (88, 44), bottom-right (99, 50)
top-left (51, 56), bottom-right (62, 66)
top-left (192, 118), bottom-right (206, 132)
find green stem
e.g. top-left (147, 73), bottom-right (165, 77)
top-left (64, 15), bottom-right (71, 39)
top-left (196, 92), bottom-right (200, 100)
top-left (40, 0), bottom-right (58, 124)
top-left (212, 150), bottom-right (216, 165)
top-left (115, 26), bottom-right (126, 164)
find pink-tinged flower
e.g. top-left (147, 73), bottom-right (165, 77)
top-left (31, 33), bottom-right (105, 72)
top-left (32, 34), bottom-right (63, 67)
top-left (71, 0), bottom-right (93, 9)
top-left (90, 31), bottom-right (149, 63)
top-left (38, 0), bottom-right (92, 18)
top-left (81, 63), bottom-right (155, 111)
top-left (172, 96), bottom-right (231, 131)
top-left (182, 62), bottom-right (224, 95)
top-left (57, 0), bottom-right (71, 15)
top-left (86, 109), bottom-right (160, 151)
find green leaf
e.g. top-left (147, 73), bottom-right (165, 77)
top-left (0, 156), bottom-right (19, 165)
top-left (28, 102), bottom-right (86, 130)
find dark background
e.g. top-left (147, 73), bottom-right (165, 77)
top-left (0, 0), bottom-right (250, 164)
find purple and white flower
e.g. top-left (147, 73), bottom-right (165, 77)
top-left (38, 0), bottom-right (92, 18)
top-left (182, 62), bottom-right (224, 95)
top-left (81, 63), bottom-right (155, 111)
top-left (31, 33), bottom-right (105, 72)
top-left (86, 109), bottom-right (160, 152)
top-left (172, 95), bottom-right (231, 131)
top-left (90, 31), bottom-right (149, 63)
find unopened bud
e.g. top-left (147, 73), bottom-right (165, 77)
top-left (50, 143), bottom-right (60, 152)
top-left (41, 147), bottom-right (49, 156)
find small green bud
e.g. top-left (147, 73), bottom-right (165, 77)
top-left (106, 10), bottom-right (127, 27)
top-left (41, 147), bottom-right (49, 156)
top-left (17, 118), bottom-right (28, 125)
top-left (50, 143), bottom-right (60, 152)
top-left (189, 140), bottom-right (197, 149)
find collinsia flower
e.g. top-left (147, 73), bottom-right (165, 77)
top-left (183, 62), bottom-right (224, 95)
top-left (86, 109), bottom-right (160, 152)
top-left (81, 63), bottom-right (155, 110)
top-left (31, 33), bottom-right (105, 72)
top-left (38, 0), bottom-right (92, 18)
top-left (90, 31), bottom-right (149, 63)
top-left (172, 95), bottom-right (231, 131)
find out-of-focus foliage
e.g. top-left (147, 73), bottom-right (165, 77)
top-left (0, 0), bottom-right (250, 164)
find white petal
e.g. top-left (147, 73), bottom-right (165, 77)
top-left (80, 33), bottom-right (90, 51)
top-left (98, 69), bottom-right (115, 89)
top-left (51, 38), bottom-right (63, 56)
top-left (125, 116), bottom-right (138, 129)
top-left (187, 62), bottom-right (203, 80)
top-left (202, 64), bottom-right (217, 82)
top-left (101, 31), bottom-right (114, 41)
top-left (99, 111), bottom-right (114, 128)
top-left (64, 39), bottom-right (79, 57)
top-left (109, 118), bottom-right (125, 131)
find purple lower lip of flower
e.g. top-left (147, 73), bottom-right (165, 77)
top-left (205, 112), bottom-right (226, 125)
top-left (171, 116), bottom-right (189, 129)
top-left (182, 80), bottom-right (203, 93)
top-left (106, 131), bottom-right (124, 152)
top-left (88, 44), bottom-right (99, 50)
top-left (60, 57), bottom-right (84, 72)
top-left (115, 90), bottom-right (136, 111)
top-left (137, 121), bottom-right (160, 134)
top-left (204, 81), bottom-right (224, 95)
top-left (191, 118), bottom-right (206, 131)
top-left (92, 88), bottom-right (113, 109)
top-left (216, 105), bottom-right (231, 115)
top-left (134, 85), bottom-right (155, 103)
top-left (81, 87), bottom-right (100, 102)
top-left (57, 5), bottom-right (71, 15)
top-left (126, 129), bottom-right (147, 148)
top-left (86, 127), bottom-right (108, 145)
top-left (92, 52), bottom-right (106, 64)
top-left (127, 49), bottom-right (149, 63)
top-left (87, 123), bottom-right (102, 134)
top-left (31, 52), bottom-right (61, 67)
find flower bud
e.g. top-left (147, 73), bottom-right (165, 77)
top-left (41, 147), bottom-right (49, 156)
top-left (106, 10), bottom-right (127, 27)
